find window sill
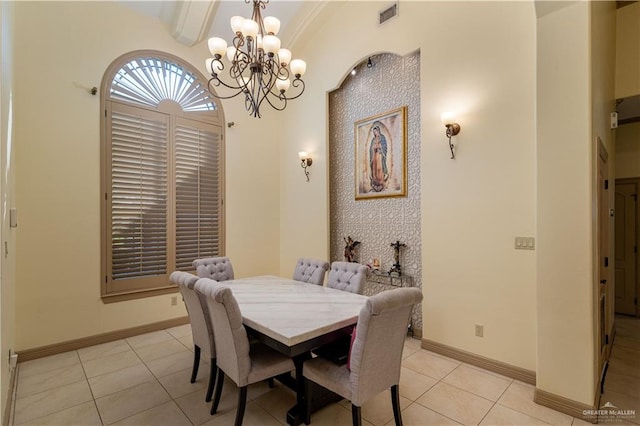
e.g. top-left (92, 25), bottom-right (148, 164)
top-left (101, 285), bottom-right (179, 304)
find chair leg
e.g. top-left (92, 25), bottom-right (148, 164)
top-left (235, 386), bottom-right (248, 426)
top-left (391, 385), bottom-right (403, 426)
top-left (351, 404), bottom-right (362, 426)
top-left (205, 359), bottom-right (217, 402)
top-left (211, 371), bottom-right (225, 415)
top-left (304, 378), bottom-right (312, 425)
top-left (190, 345), bottom-right (201, 383)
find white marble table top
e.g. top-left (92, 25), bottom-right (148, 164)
top-left (224, 276), bottom-right (368, 348)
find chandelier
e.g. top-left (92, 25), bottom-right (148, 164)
top-left (205, 0), bottom-right (307, 118)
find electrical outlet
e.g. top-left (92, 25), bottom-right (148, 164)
top-left (171, 296), bottom-right (177, 306)
top-left (475, 324), bottom-right (484, 337)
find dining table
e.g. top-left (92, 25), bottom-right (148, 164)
top-left (221, 275), bottom-right (369, 426)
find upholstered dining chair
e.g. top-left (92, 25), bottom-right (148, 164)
top-left (303, 287), bottom-right (423, 426)
top-left (313, 262), bottom-right (368, 364)
top-left (170, 271), bottom-right (217, 403)
top-left (193, 256), bottom-right (235, 281)
top-left (194, 278), bottom-right (295, 425)
top-left (326, 261), bottom-right (368, 294)
top-left (292, 257), bottom-right (329, 286)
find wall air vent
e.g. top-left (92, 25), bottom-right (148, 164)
top-left (379, 2), bottom-right (398, 25)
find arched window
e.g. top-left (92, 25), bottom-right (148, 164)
top-left (101, 51), bottom-right (225, 301)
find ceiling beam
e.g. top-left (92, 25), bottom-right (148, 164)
top-left (170, 0), bottom-right (218, 46)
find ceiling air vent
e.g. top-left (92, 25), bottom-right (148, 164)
top-left (379, 2), bottom-right (398, 25)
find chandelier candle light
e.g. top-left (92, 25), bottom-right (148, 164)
top-left (205, 0), bottom-right (307, 118)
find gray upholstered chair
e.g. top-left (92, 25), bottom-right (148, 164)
top-left (194, 278), bottom-right (295, 425)
top-left (313, 262), bottom-right (368, 363)
top-left (292, 257), bottom-right (329, 286)
top-left (303, 287), bottom-right (423, 426)
top-left (326, 261), bottom-right (368, 294)
top-left (193, 256), bottom-right (235, 281)
top-left (170, 271), bottom-right (217, 403)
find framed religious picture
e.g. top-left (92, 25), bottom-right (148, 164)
top-left (354, 106), bottom-right (407, 200)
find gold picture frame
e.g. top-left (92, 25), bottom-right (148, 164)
top-left (354, 106), bottom-right (407, 200)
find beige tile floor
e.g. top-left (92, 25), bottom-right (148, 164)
top-left (8, 323), bottom-right (636, 426)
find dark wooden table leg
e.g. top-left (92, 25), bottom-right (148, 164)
top-left (286, 352), bottom-right (311, 426)
top-left (286, 353), bottom-right (344, 426)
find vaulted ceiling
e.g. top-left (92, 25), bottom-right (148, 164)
top-left (123, 0), bottom-right (640, 123)
top-left (119, 0), bottom-right (309, 47)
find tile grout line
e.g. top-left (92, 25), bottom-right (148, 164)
top-left (147, 332), bottom-right (199, 426)
top-left (76, 348), bottom-right (106, 426)
top-left (469, 377), bottom-right (516, 426)
top-left (407, 361), bottom-right (470, 425)
top-left (111, 334), bottom-right (183, 426)
top-left (12, 351), bottom-right (93, 426)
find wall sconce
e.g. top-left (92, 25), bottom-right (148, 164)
top-left (299, 152), bottom-right (312, 181)
top-left (441, 112), bottom-right (461, 159)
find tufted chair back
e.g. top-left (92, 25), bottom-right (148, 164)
top-left (349, 287), bottom-right (422, 405)
top-left (193, 257), bottom-right (234, 281)
top-left (195, 279), bottom-right (251, 386)
top-left (170, 271), bottom-right (219, 403)
top-left (170, 271), bottom-right (215, 358)
top-left (292, 258), bottom-right (330, 286)
top-left (302, 287), bottom-right (423, 426)
top-left (194, 278), bottom-right (295, 424)
top-left (326, 261), bottom-right (368, 294)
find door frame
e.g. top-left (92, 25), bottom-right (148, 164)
top-left (615, 176), bottom-right (640, 318)
top-left (596, 139), bottom-right (612, 387)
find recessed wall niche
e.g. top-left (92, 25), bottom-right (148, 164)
top-left (329, 51), bottom-right (422, 335)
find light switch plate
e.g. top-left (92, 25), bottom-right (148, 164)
top-left (515, 236), bottom-right (535, 250)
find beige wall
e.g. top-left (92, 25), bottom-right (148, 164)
top-left (616, 123), bottom-right (640, 178)
top-left (535, 1), bottom-right (616, 405)
top-left (12, 1), bottom-right (281, 351)
top-left (591, 0), bottom-right (617, 392)
top-left (224, 105), bottom-right (281, 278)
top-left (284, 1), bottom-right (537, 370)
top-left (0, 0), bottom-right (16, 418)
top-left (615, 3), bottom-right (640, 99)
top-left (536, 0), bottom-right (592, 404)
top-left (615, 3), bottom-right (640, 183)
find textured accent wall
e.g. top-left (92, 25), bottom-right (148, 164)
top-left (329, 52), bottom-right (422, 333)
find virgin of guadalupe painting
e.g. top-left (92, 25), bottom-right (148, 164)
top-left (354, 106), bottom-right (407, 199)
